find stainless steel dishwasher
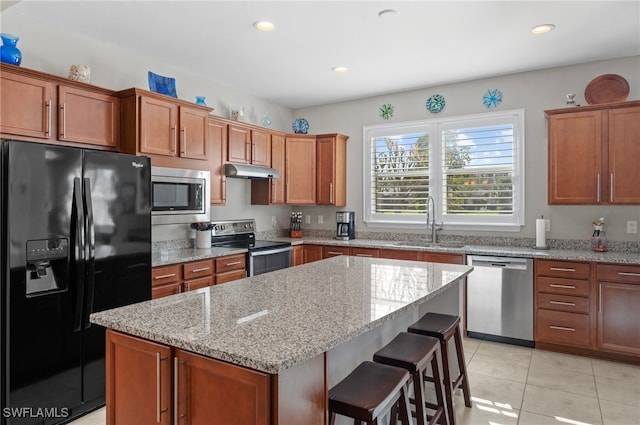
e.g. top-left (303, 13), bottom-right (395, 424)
top-left (466, 255), bottom-right (534, 347)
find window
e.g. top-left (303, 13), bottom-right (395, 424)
top-left (364, 109), bottom-right (525, 231)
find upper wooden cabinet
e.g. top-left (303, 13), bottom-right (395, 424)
top-left (546, 101), bottom-right (640, 205)
top-left (118, 88), bottom-right (212, 169)
top-left (208, 117), bottom-right (228, 205)
top-left (1, 64), bottom-right (119, 149)
top-left (228, 123), bottom-right (271, 166)
top-left (316, 133), bottom-right (348, 206)
top-left (251, 132), bottom-right (286, 205)
top-left (285, 135), bottom-right (317, 205)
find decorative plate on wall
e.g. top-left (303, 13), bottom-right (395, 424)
top-left (148, 71), bottom-right (177, 98)
top-left (584, 74), bottom-right (629, 104)
top-left (482, 89), bottom-right (503, 108)
top-left (426, 94), bottom-right (446, 113)
top-left (379, 104), bottom-right (394, 120)
top-left (292, 117), bottom-right (310, 134)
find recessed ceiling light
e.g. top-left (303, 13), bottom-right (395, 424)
top-left (253, 21), bottom-right (275, 31)
top-left (531, 24), bottom-right (555, 35)
top-left (332, 66), bottom-right (349, 73)
top-left (378, 9), bottom-right (397, 18)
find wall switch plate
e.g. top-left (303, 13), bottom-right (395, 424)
top-left (271, 216), bottom-right (277, 228)
top-left (627, 220), bottom-right (638, 234)
top-left (305, 215), bottom-right (311, 224)
top-left (318, 215), bottom-right (323, 224)
top-left (545, 219), bottom-right (551, 232)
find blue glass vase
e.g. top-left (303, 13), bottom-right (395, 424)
top-left (1, 33), bottom-right (22, 66)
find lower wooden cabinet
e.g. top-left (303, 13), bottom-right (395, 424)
top-left (323, 246), bottom-right (349, 258)
top-left (303, 245), bottom-right (323, 263)
top-left (291, 245), bottom-right (304, 266)
top-left (214, 253), bottom-right (246, 284)
top-left (379, 249), bottom-right (419, 261)
top-left (596, 264), bottom-right (640, 356)
top-left (106, 330), bottom-right (270, 425)
top-left (350, 247), bottom-right (380, 258)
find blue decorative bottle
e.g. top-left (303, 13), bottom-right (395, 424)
top-left (1, 33), bottom-right (22, 66)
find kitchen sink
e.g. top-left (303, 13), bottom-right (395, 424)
top-left (392, 241), bottom-right (466, 249)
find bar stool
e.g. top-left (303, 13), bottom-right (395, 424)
top-left (329, 361), bottom-right (412, 425)
top-left (408, 313), bottom-right (472, 425)
top-left (373, 332), bottom-right (447, 425)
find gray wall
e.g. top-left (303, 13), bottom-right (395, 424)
top-left (294, 56), bottom-right (640, 243)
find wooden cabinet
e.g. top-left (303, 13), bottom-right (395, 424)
top-left (419, 252), bottom-right (464, 264)
top-left (596, 263), bottom-right (640, 356)
top-left (118, 88), bottom-right (212, 169)
top-left (175, 349), bottom-right (271, 425)
top-left (152, 260), bottom-right (214, 299)
top-left (106, 331), bottom-right (270, 425)
top-left (379, 249), bottom-right (420, 261)
top-left (546, 101), bottom-right (640, 205)
top-left (228, 123), bottom-right (271, 166)
top-left (214, 253), bottom-right (246, 284)
top-left (351, 247), bottom-right (380, 258)
top-left (1, 64), bottom-right (119, 149)
top-left (106, 330), bottom-right (172, 425)
top-left (251, 133), bottom-right (286, 205)
top-left (285, 136), bottom-right (316, 205)
top-left (291, 245), bottom-right (304, 266)
top-left (316, 134), bottom-right (348, 206)
top-left (535, 259), bottom-right (592, 348)
top-left (304, 245), bottom-right (323, 264)
top-left (208, 118), bottom-right (227, 205)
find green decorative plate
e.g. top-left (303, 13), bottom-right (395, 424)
top-left (426, 94), bottom-right (446, 113)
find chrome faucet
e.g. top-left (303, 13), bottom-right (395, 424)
top-left (426, 196), bottom-right (443, 244)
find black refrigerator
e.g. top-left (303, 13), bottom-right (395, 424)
top-left (1, 140), bottom-right (152, 425)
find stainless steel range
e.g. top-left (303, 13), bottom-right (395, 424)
top-left (210, 219), bottom-right (292, 276)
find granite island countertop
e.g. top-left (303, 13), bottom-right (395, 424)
top-left (91, 256), bottom-right (472, 373)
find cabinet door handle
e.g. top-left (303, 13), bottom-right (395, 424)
top-left (154, 273), bottom-right (176, 280)
top-left (549, 283), bottom-right (576, 289)
top-left (181, 127), bottom-right (187, 154)
top-left (618, 271), bottom-right (640, 277)
top-left (156, 352), bottom-right (161, 423)
top-left (327, 251), bottom-right (344, 255)
top-left (599, 283), bottom-right (602, 313)
top-left (356, 254), bottom-right (373, 257)
top-left (190, 267), bottom-right (210, 273)
top-left (550, 325), bottom-right (575, 332)
top-left (610, 173), bottom-right (614, 202)
top-left (171, 126), bottom-right (177, 152)
top-left (549, 267), bottom-right (576, 272)
top-left (596, 173), bottom-right (601, 202)
top-left (226, 261), bottom-right (242, 266)
top-left (549, 300), bottom-right (575, 306)
top-left (60, 103), bottom-right (66, 138)
top-left (45, 100), bottom-right (52, 136)
top-left (330, 183), bottom-right (334, 203)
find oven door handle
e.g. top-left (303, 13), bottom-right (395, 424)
top-left (249, 246), bottom-right (293, 257)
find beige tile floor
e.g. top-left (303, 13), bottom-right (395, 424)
top-left (70, 337), bottom-right (640, 425)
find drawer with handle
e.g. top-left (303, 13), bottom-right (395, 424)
top-left (536, 309), bottom-right (590, 347)
top-left (537, 293), bottom-right (590, 314)
top-left (183, 259), bottom-right (214, 280)
top-left (151, 264), bottom-right (181, 287)
top-left (536, 260), bottom-right (590, 279)
top-left (596, 264), bottom-right (640, 284)
top-left (537, 276), bottom-right (590, 296)
top-left (215, 253), bottom-right (246, 274)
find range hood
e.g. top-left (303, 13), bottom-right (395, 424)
top-left (224, 163), bottom-right (280, 179)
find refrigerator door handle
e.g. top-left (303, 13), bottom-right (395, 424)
top-left (73, 177), bottom-right (85, 332)
top-left (83, 177), bottom-right (96, 329)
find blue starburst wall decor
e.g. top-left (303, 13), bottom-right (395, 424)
top-left (379, 104), bottom-right (394, 120)
top-left (482, 89), bottom-right (503, 108)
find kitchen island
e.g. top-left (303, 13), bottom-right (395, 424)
top-left (91, 256), bottom-right (473, 425)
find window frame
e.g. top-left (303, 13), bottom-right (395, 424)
top-left (363, 109), bottom-right (525, 232)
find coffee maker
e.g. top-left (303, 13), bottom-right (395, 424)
top-left (336, 211), bottom-right (355, 240)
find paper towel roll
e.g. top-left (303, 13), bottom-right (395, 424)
top-left (535, 218), bottom-right (547, 248)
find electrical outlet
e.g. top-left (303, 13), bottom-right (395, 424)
top-left (627, 220), bottom-right (638, 234)
top-left (305, 215), bottom-right (311, 224)
top-left (545, 219), bottom-right (551, 232)
top-left (318, 215), bottom-right (323, 224)
top-left (271, 216), bottom-right (277, 228)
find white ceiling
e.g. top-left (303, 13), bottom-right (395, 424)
top-left (5, 1), bottom-right (640, 109)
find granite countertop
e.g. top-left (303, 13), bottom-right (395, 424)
top-left (276, 237), bottom-right (640, 265)
top-left (91, 256), bottom-right (473, 373)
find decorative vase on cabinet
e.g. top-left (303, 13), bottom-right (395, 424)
top-left (0, 33), bottom-right (22, 66)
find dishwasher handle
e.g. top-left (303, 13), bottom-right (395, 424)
top-left (468, 255), bottom-right (530, 270)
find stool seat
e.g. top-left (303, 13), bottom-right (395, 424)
top-left (409, 313), bottom-right (472, 425)
top-left (374, 332), bottom-right (446, 425)
top-left (329, 361), bottom-right (412, 425)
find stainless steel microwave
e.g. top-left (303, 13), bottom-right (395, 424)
top-left (151, 167), bottom-right (210, 225)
